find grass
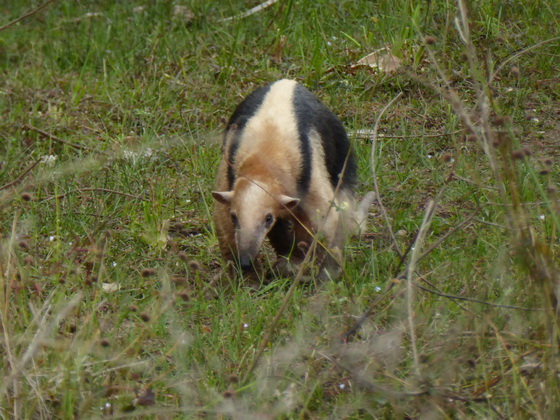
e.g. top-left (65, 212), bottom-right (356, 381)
top-left (1, 0), bottom-right (559, 418)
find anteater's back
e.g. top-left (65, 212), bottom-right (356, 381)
top-left (222, 79), bottom-right (356, 196)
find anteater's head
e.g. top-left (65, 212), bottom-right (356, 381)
top-left (212, 177), bottom-right (299, 272)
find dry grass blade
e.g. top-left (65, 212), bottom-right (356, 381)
top-left (343, 279), bottom-right (399, 342)
top-left (370, 92), bottom-right (404, 258)
top-left (489, 36), bottom-right (560, 84)
top-left (0, 292), bottom-right (83, 397)
top-left (405, 199), bottom-right (437, 376)
top-left (416, 215), bottom-right (475, 263)
top-left (320, 351), bottom-right (428, 398)
top-left (218, 0), bottom-right (278, 22)
top-left (241, 247), bottom-right (309, 384)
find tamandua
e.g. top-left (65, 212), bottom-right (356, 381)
top-left (212, 79), bottom-right (372, 276)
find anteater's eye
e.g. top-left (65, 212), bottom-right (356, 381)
top-left (264, 213), bottom-right (274, 226)
top-left (230, 213), bottom-right (239, 227)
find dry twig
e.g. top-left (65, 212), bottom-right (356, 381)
top-left (25, 124), bottom-right (104, 154)
top-left (44, 187), bottom-right (145, 202)
top-left (0, 0), bottom-right (56, 32)
top-left (415, 281), bottom-right (542, 311)
top-left (0, 157), bottom-right (42, 191)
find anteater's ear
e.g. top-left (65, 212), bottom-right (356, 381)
top-left (212, 191), bottom-right (234, 204)
top-left (278, 195), bottom-right (300, 210)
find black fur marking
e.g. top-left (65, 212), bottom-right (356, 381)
top-left (293, 84), bottom-right (357, 191)
top-left (224, 84), bottom-right (272, 189)
top-left (293, 84), bottom-right (313, 194)
top-left (267, 218), bottom-right (296, 257)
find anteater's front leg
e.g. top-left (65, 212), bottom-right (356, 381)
top-left (267, 212), bottom-right (312, 277)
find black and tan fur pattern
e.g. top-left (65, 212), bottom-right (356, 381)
top-left (212, 79), bottom-right (371, 277)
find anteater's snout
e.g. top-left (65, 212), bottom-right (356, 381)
top-left (239, 255), bottom-right (254, 272)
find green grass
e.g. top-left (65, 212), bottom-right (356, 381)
top-left (1, 0), bottom-right (560, 418)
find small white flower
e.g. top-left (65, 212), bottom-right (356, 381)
top-left (102, 283), bottom-right (120, 292)
top-left (538, 215), bottom-right (545, 221)
top-left (112, 261), bottom-right (117, 267)
top-left (505, 87), bottom-right (514, 93)
top-left (41, 155), bottom-right (57, 166)
top-left (531, 117), bottom-right (540, 123)
top-left (49, 235), bottom-right (55, 242)
top-left (123, 148), bottom-right (155, 163)
top-left (374, 286), bottom-right (382, 292)
top-left (243, 323), bottom-right (249, 329)
top-left (339, 383), bottom-right (345, 389)
top-left (123, 150), bottom-right (136, 160)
